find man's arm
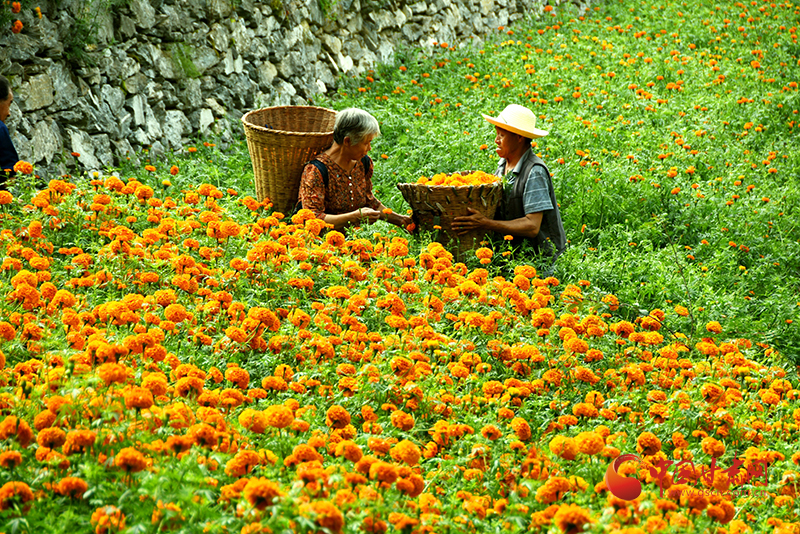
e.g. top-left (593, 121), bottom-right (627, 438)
top-left (452, 208), bottom-right (542, 238)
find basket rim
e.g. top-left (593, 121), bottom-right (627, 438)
top-left (397, 181), bottom-right (502, 189)
top-left (241, 105), bottom-right (337, 137)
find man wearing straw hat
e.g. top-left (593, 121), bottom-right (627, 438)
top-left (453, 104), bottom-right (566, 260)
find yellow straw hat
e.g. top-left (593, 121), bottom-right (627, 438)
top-left (481, 104), bottom-right (548, 138)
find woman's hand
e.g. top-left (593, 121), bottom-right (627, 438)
top-left (356, 208), bottom-right (382, 225)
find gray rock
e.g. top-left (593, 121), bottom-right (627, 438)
top-left (189, 46), bottom-right (220, 75)
top-left (119, 14), bottom-right (137, 39)
top-left (209, 23), bottom-right (230, 54)
top-left (123, 72), bottom-right (149, 95)
top-left (337, 52), bottom-right (354, 73)
top-left (207, 0), bottom-right (234, 19)
top-left (131, 128), bottom-right (150, 146)
top-left (69, 129), bottom-right (102, 169)
top-left (130, 94), bottom-right (146, 127)
top-left (257, 61), bottom-right (278, 88)
top-left (162, 110), bottom-right (192, 149)
top-left (101, 84), bottom-right (126, 113)
top-left (231, 19), bottom-right (253, 57)
top-left (31, 119), bottom-right (62, 165)
top-left (278, 51), bottom-right (304, 79)
top-left (145, 104), bottom-right (163, 141)
top-left (150, 140), bottom-right (166, 157)
top-left (47, 63), bottom-right (79, 111)
top-left (199, 109), bottom-right (215, 133)
top-left (369, 10), bottom-right (396, 31)
top-left (129, 0), bottom-right (156, 30)
top-left (410, 1), bottom-right (428, 13)
top-left (161, 81), bottom-right (179, 108)
top-left (13, 133), bottom-right (31, 166)
top-left (401, 22), bottom-right (423, 41)
top-left (5, 34), bottom-right (38, 62)
top-left (179, 78), bottom-right (203, 108)
top-left (205, 97), bottom-right (227, 118)
top-left (147, 44), bottom-right (179, 80)
top-left (284, 25), bottom-right (304, 50)
top-left (92, 134), bottom-right (114, 167)
top-left (321, 34), bottom-right (342, 55)
top-left (377, 41), bottom-right (394, 64)
top-left (119, 54), bottom-right (142, 80)
top-left (113, 138), bottom-right (140, 166)
top-left (19, 74), bottom-right (54, 112)
top-left (315, 62), bottom-right (336, 88)
top-left (95, 10), bottom-right (114, 44)
top-left (271, 79), bottom-right (296, 106)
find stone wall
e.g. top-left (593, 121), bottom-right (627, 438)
top-left (1, 0), bottom-right (587, 176)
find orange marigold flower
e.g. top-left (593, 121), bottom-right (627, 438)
top-left (334, 440), bottom-right (364, 463)
top-left (91, 505), bottom-right (125, 534)
top-left (114, 447), bottom-right (147, 473)
top-left (300, 500), bottom-right (344, 534)
top-left (548, 435), bottom-right (577, 460)
top-left (243, 477), bottom-right (282, 510)
top-left (575, 431), bottom-right (605, 455)
top-left (706, 321), bottom-right (723, 334)
top-left (511, 417), bottom-right (531, 441)
top-left (55, 477), bottom-right (89, 499)
top-left (390, 440), bottom-right (421, 465)
top-left (369, 461), bottom-right (398, 484)
top-left (636, 431), bottom-right (662, 455)
top-left (0, 481), bottom-right (33, 511)
top-left (553, 504), bottom-right (593, 533)
top-left (13, 161), bottom-right (33, 175)
top-left (264, 404), bottom-right (294, 429)
top-left (390, 409), bottom-right (415, 431)
top-left (325, 405), bottom-right (351, 429)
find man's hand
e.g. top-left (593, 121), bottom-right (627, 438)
top-left (451, 207), bottom-right (489, 235)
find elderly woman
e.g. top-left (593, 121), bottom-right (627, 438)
top-left (299, 108), bottom-right (412, 231)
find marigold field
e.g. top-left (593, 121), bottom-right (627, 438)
top-left (1, 0), bottom-right (799, 533)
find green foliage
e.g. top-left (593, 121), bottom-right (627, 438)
top-left (314, 0), bottom-right (800, 359)
top-left (172, 44), bottom-right (201, 79)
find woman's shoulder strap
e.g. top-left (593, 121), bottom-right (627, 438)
top-left (309, 159), bottom-right (329, 186)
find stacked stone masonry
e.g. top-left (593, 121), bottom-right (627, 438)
top-left (1, 0), bottom-right (588, 176)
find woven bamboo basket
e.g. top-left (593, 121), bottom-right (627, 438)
top-left (241, 106), bottom-right (336, 214)
top-left (397, 173), bottom-right (504, 257)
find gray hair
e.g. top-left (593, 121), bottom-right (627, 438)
top-left (333, 108), bottom-right (380, 145)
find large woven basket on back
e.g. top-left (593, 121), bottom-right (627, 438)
top-left (398, 174), bottom-right (503, 257)
top-left (241, 106), bottom-right (336, 214)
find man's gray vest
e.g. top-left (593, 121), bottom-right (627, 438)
top-left (496, 151), bottom-right (566, 257)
